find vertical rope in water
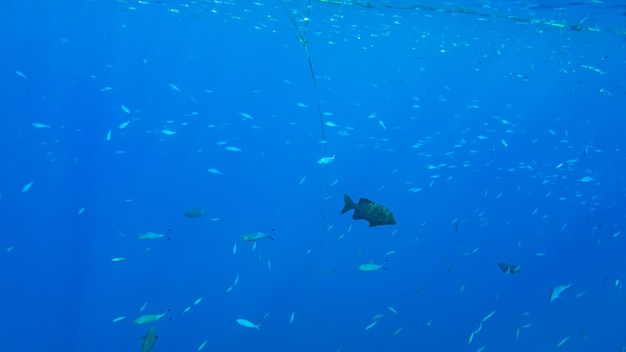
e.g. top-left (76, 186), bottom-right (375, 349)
top-left (279, 0), bottom-right (332, 272)
top-left (279, 0), bottom-right (329, 159)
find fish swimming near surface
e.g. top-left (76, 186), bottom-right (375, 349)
top-left (341, 194), bottom-right (396, 227)
top-left (497, 262), bottom-right (521, 274)
top-left (141, 326), bottom-right (158, 352)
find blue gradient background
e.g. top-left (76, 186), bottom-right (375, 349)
top-left (1, 1), bottom-right (625, 351)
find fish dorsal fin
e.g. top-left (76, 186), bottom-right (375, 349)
top-left (358, 198), bottom-right (373, 204)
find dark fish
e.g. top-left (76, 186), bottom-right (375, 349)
top-left (141, 326), bottom-right (158, 352)
top-left (497, 262), bottom-right (520, 274)
top-left (341, 194), bottom-right (396, 227)
top-left (184, 208), bottom-right (205, 218)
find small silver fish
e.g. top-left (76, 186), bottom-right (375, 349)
top-left (236, 318), bottom-right (262, 331)
top-left (317, 155), bottom-right (335, 164)
top-left (549, 283), bottom-right (572, 302)
top-left (241, 232), bottom-right (274, 241)
top-left (136, 232), bottom-right (166, 240)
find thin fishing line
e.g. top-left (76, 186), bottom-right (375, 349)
top-left (279, 0), bottom-right (332, 276)
top-left (278, 0), bottom-right (328, 157)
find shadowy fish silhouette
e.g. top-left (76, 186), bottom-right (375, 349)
top-left (141, 326), bottom-right (158, 352)
top-left (497, 262), bottom-right (521, 274)
top-left (341, 194), bottom-right (396, 227)
top-left (184, 208), bottom-right (206, 218)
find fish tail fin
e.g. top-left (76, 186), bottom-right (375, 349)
top-left (341, 194), bottom-right (355, 214)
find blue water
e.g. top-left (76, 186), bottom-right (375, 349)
top-left (1, 0), bottom-right (625, 351)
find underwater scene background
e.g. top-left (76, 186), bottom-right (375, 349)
top-left (1, 0), bottom-right (625, 351)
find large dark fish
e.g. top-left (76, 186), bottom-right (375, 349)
top-left (497, 262), bottom-right (520, 274)
top-left (341, 194), bottom-right (396, 227)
